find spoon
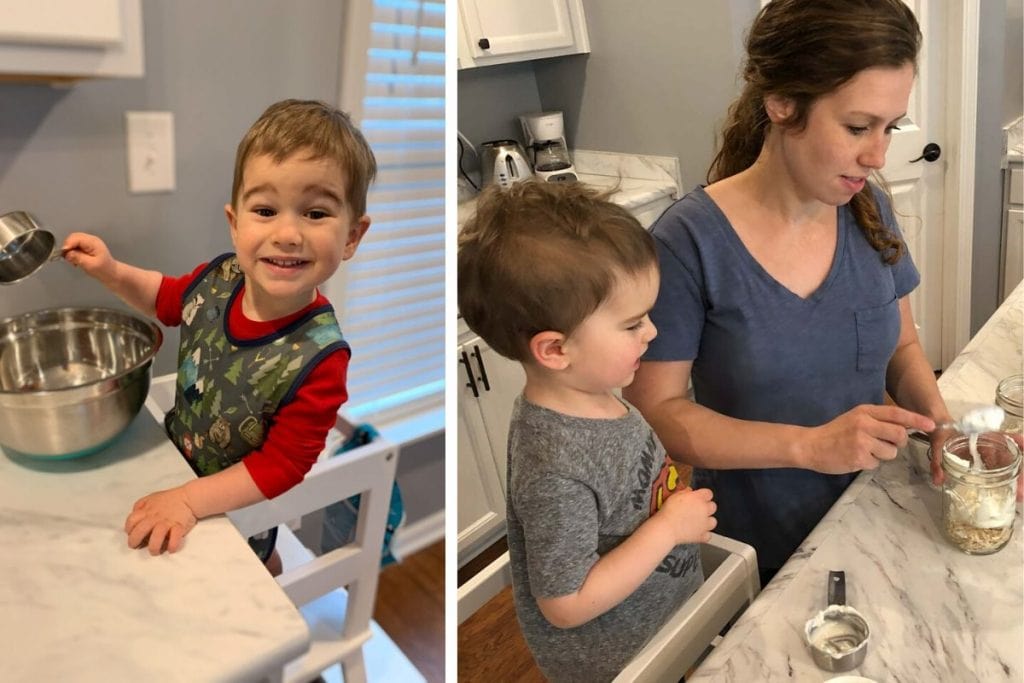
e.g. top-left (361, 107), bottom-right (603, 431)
top-left (908, 405), bottom-right (1006, 438)
top-left (909, 405), bottom-right (1005, 471)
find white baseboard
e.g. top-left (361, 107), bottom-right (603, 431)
top-left (391, 510), bottom-right (445, 560)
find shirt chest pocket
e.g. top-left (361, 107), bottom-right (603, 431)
top-left (853, 296), bottom-right (901, 373)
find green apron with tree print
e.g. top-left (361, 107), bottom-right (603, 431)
top-left (164, 254), bottom-right (349, 477)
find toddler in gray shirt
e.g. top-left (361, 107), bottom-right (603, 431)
top-left (458, 182), bottom-right (718, 682)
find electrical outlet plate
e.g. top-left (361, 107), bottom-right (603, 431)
top-left (125, 111), bottom-right (175, 193)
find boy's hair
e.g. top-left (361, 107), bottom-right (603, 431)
top-left (458, 181), bottom-right (657, 362)
top-left (231, 99), bottom-right (377, 217)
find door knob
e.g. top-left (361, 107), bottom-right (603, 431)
top-left (910, 142), bottom-right (941, 163)
top-left (478, 37), bottom-right (490, 50)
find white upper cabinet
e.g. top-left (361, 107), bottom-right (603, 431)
top-left (458, 0), bottom-right (590, 69)
top-left (0, 0), bottom-right (143, 82)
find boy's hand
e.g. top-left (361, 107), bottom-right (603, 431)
top-left (656, 486), bottom-right (717, 545)
top-left (124, 486), bottom-right (198, 555)
top-left (62, 232), bottom-right (115, 281)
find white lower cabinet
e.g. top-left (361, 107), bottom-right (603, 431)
top-left (457, 328), bottom-right (525, 566)
top-left (1001, 164), bottom-right (1023, 302)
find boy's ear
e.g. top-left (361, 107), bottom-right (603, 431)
top-left (224, 203), bottom-right (238, 238)
top-left (343, 215), bottom-right (371, 260)
top-left (529, 330), bottom-right (569, 370)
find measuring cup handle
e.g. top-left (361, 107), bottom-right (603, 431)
top-left (828, 570), bottom-right (846, 606)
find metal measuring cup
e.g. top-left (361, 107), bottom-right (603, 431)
top-left (804, 570), bottom-right (871, 672)
top-left (0, 211), bottom-right (66, 285)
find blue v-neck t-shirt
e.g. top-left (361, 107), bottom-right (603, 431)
top-left (643, 185), bottom-right (920, 570)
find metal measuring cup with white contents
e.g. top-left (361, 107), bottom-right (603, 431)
top-left (804, 570), bottom-right (871, 672)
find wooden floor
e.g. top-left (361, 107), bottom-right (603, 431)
top-left (458, 584), bottom-right (545, 683)
top-left (373, 540), bottom-right (445, 683)
top-left (456, 536), bottom-right (544, 682)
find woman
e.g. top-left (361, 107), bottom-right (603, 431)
top-left (623, 0), bottom-right (953, 586)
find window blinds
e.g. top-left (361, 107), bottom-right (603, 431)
top-left (340, 0), bottom-right (445, 423)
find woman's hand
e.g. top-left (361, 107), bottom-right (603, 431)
top-left (124, 486), bottom-right (198, 554)
top-left (927, 425), bottom-right (959, 487)
top-left (1011, 433), bottom-right (1024, 502)
top-left (802, 404), bottom-right (935, 474)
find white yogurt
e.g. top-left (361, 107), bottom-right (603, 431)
top-left (958, 405), bottom-right (1006, 434)
top-left (958, 406), bottom-right (1005, 471)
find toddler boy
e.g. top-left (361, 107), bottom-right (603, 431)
top-left (64, 99), bottom-right (374, 569)
top-left (458, 181), bottom-right (717, 682)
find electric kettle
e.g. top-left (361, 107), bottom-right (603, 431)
top-left (479, 140), bottom-right (533, 188)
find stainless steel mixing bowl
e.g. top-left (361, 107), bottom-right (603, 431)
top-left (0, 307), bottom-right (163, 458)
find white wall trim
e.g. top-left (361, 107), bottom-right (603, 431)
top-left (942, 0), bottom-right (980, 366)
top-left (392, 509), bottom-right (445, 561)
top-left (327, 0), bottom-right (374, 320)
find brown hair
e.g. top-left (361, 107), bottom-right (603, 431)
top-left (708, 0), bottom-right (920, 264)
top-left (231, 99), bottom-right (377, 217)
top-left (458, 182), bottom-right (657, 362)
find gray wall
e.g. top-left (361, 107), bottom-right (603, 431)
top-left (456, 0), bottom-right (759, 190)
top-left (0, 0), bottom-right (443, 529)
top-left (533, 0), bottom-right (754, 190)
top-left (970, 0), bottom-right (1024, 334)
top-left (457, 62), bottom-right (542, 149)
top-left (1004, 0), bottom-right (1023, 127)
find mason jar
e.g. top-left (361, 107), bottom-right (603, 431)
top-left (941, 434), bottom-right (1021, 555)
top-left (996, 374), bottom-right (1023, 434)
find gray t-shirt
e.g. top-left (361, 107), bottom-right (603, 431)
top-left (644, 184), bottom-right (920, 569)
top-left (506, 396), bottom-right (704, 683)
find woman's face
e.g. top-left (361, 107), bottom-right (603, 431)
top-left (771, 63), bottom-right (915, 206)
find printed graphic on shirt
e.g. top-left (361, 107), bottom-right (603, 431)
top-left (630, 431), bottom-right (659, 512)
top-left (630, 432), bottom-right (685, 516)
top-left (650, 452), bottom-right (684, 516)
top-left (656, 546), bottom-right (700, 577)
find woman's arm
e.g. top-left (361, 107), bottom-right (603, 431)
top-left (624, 361), bottom-right (806, 469)
top-left (884, 296), bottom-right (953, 484)
top-left (623, 359), bottom-right (935, 474)
top-left (885, 296), bottom-right (951, 418)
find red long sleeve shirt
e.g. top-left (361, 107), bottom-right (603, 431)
top-left (155, 262), bottom-right (349, 498)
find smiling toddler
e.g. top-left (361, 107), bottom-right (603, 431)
top-left (63, 99), bottom-right (375, 570)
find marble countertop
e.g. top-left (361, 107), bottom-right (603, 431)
top-left (689, 281), bottom-right (1024, 682)
top-left (0, 411), bottom-right (310, 682)
top-left (457, 150), bottom-right (681, 227)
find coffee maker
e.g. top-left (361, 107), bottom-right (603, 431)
top-left (518, 111), bottom-right (578, 183)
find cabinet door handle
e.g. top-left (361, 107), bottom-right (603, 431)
top-left (472, 345), bottom-right (491, 391)
top-left (478, 37), bottom-right (490, 50)
top-left (460, 351), bottom-right (480, 398)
